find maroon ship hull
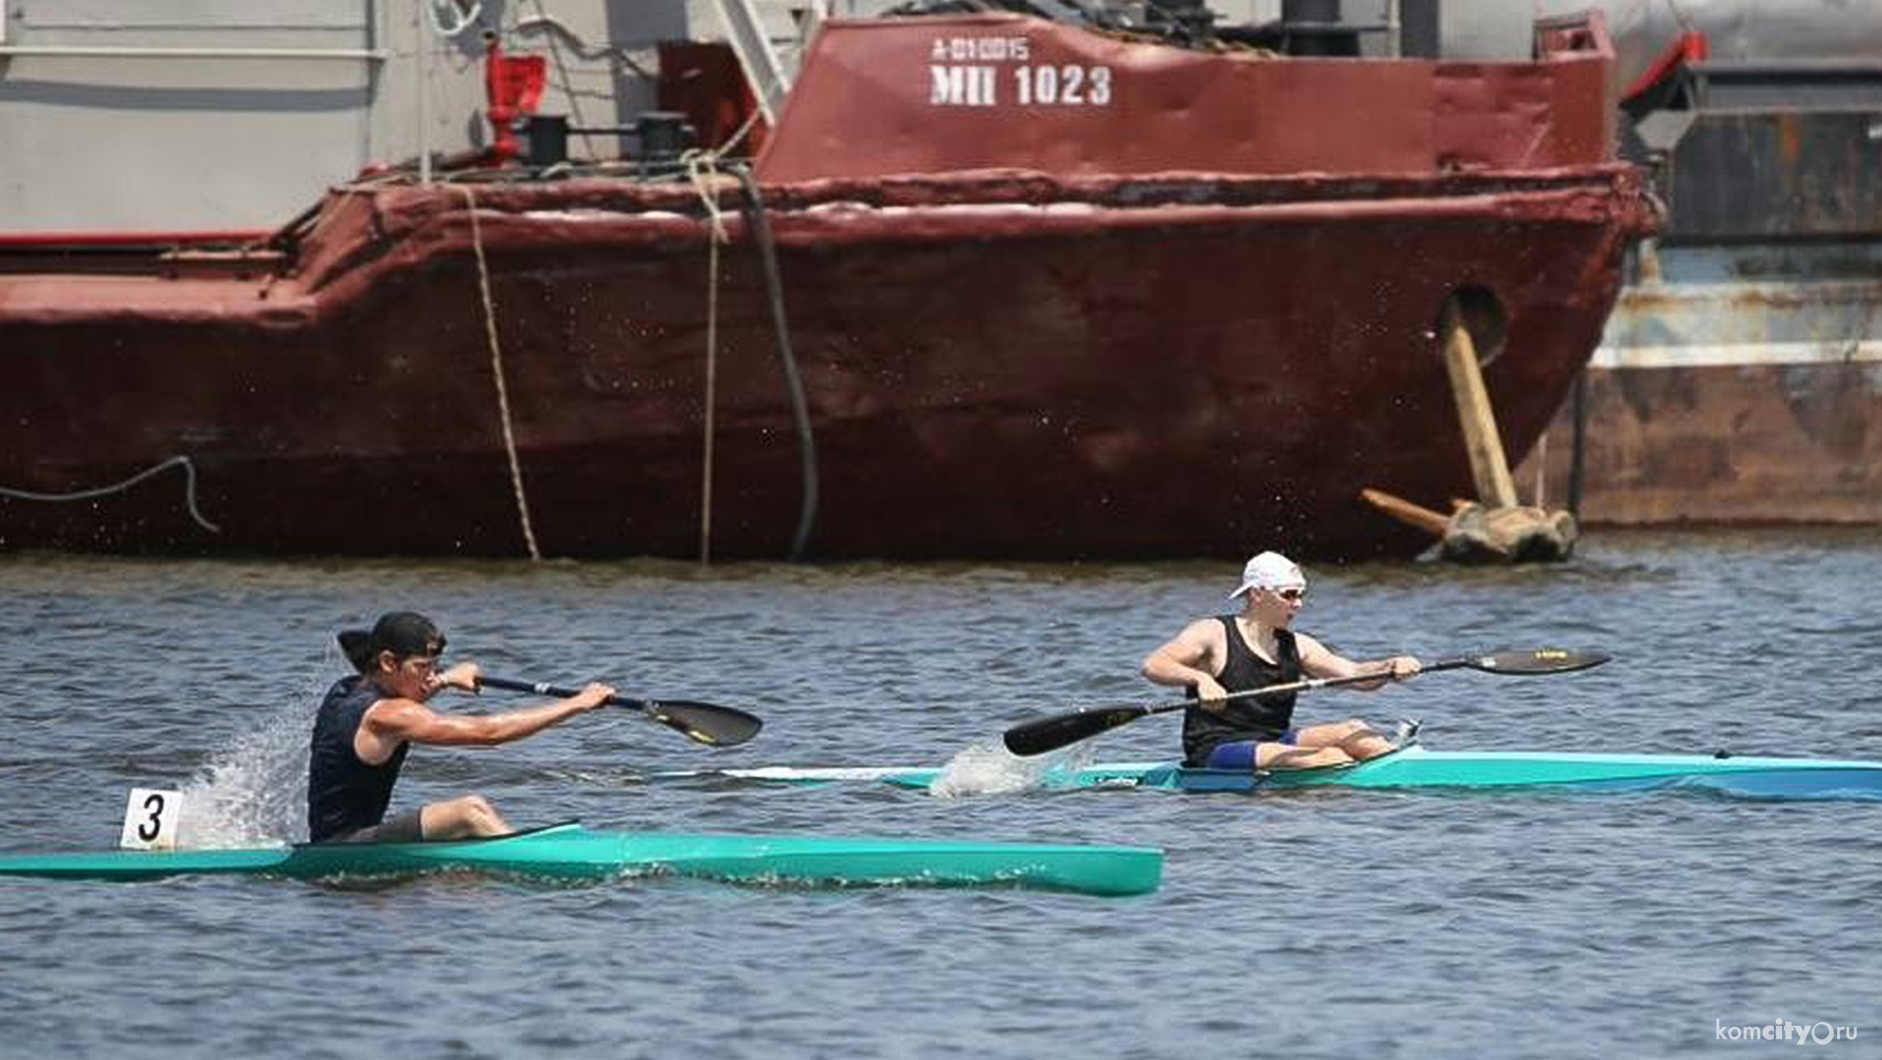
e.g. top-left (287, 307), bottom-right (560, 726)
top-left (0, 13), bottom-right (1655, 559)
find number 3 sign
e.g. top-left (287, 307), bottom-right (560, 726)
top-left (120, 788), bottom-right (182, 850)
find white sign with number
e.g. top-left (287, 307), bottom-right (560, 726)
top-left (120, 788), bottom-right (182, 850)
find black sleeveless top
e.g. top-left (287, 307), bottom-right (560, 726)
top-left (307, 675), bottom-right (411, 842)
top-left (1181, 618), bottom-right (1302, 766)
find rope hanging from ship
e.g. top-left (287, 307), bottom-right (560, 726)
top-left (0, 455), bottom-right (221, 534)
top-left (685, 149), bottom-right (733, 565)
top-left (676, 103), bottom-right (818, 563)
top-left (456, 183), bottom-right (545, 562)
top-left (675, 89), bottom-right (817, 561)
top-left (670, 84), bottom-right (820, 560)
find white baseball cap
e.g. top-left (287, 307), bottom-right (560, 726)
top-left (1228, 551), bottom-right (1306, 600)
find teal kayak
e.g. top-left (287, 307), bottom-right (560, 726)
top-left (0, 821), bottom-right (1162, 896)
top-left (658, 747), bottom-right (1882, 801)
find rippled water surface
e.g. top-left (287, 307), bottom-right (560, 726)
top-left (2, 531), bottom-right (1879, 1058)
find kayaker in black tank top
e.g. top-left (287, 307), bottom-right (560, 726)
top-left (308, 674), bottom-right (414, 841)
top-left (1180, 620), bottom-right (1301, 766)
top-left (1143, 551), bottom-right (1423, 773)
top-left (306, 611), bottom-right (617, 843)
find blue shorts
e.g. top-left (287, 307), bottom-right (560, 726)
top-left (1203, 730), bottom-right (1298, 770)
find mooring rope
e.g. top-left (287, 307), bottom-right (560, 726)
top-left (0, 455), bottom-right (221, 533)
top-left (457, 183), bottom-right (544, 561)
top-left (685, 151), bottom-right (734, 565)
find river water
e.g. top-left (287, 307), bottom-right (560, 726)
top-left (1, 530), bottom-right (1877, 1058)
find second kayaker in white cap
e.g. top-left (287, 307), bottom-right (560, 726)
top-left (1141, 551), bottom-right (1421, 771)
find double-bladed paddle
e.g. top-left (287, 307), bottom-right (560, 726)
top-left (1001, 648), bottom-right (1609, 757)
top-left (479, 676), bottom-right (764, 748)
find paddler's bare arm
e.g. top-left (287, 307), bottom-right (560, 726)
top-left (1295, 632), bottom-right (1420, 690)
top-left (1142, 620), bottom-right (1231, 706)
top-left (355, 682), bottom-right (616, 762)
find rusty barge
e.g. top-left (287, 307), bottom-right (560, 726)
top-left (0, 8), bottom-right (1655, 559)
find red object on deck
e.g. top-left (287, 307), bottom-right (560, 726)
top-left (485, 36), bottom-right (546, 164)
top-left (1622, 29), bottom-right (1709, 105)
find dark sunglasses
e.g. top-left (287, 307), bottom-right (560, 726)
top-left (1271, 588), bottom-right (1307, 602)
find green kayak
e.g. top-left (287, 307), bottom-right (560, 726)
top-left (0, 821), bottom-right (1162, 897)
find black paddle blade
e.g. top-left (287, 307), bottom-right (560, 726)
top-left (641, 700), bottom-right (764, 748)
top-left (478, 676), bottom-right (763, 749)
top-left (1462, 648), bottom-right (1610, 675)
top-left (1003, 707), bottom-right (1146, 758)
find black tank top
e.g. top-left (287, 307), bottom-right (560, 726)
top-left (307, 675), bottom-right (410, 842)
top-left (1181, 618), bottom-right (1301, 766)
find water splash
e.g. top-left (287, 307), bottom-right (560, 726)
top-left (175, 700), bottom-right (317, 848)
top-left (927, 742), bottom-right (1087, 798)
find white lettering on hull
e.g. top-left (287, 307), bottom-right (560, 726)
top-left (927, 36), bottom-right (1114, 108)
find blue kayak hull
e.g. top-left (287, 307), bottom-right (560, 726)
top-left (1109, 750), bottom-right (1882, 799)
top-left (675, 748), bottom-right (1882, 801)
